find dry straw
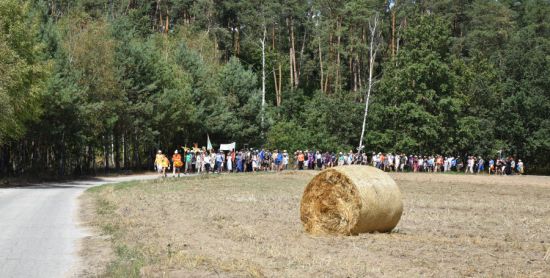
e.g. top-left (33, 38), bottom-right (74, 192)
top-left (300, 166), bottom-right (403, 235)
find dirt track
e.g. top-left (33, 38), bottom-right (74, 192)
top-left (84, 171), bottom-right (550, 277)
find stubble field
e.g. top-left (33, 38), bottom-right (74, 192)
top-left (80, 169), bottom-right (550, 277)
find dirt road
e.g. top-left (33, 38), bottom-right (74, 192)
top-left (0, 175), bottom-right (158, 278)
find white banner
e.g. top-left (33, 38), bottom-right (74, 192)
top-left (219, 142), bottom-right (236, 151)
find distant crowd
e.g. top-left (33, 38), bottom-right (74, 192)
top-left (154, 149), bottom-right (525, 177)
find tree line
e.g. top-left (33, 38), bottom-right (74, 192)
top-left (0, 0), bottom-right (548, 176)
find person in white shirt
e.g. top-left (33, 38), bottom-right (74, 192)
top-left (394, 154), bottom-right (400, 172)
top-left (517, 159), bottom-right (524, 174)
top-left (466, 156), bottom-right (475, 174)
top-left (196, 151), bottom-right (202, 173)
top-left (203, 152), bottom-right (211, 173)
top-left (226, 152), bottom-right (233, 173)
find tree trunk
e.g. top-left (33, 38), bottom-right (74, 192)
top-left (104, 136), bottom-right (109, 174)
top-left (272, 26), bottom-right (280, 106)
top-left (165, 14), bottom-right (169, 33)
top-left (336, 18), bottom-right (341, 93)
top-left (357, 54), bottom-right (362, 91)
top-left (318, 38), bottom-right (324, 93)
top-left (359, 14), bottom-right (380, 150)
top-left (0, 146), bottom-right (9, 176)
top-left (278, 63), bottom-right (282, 104)
top-left (114, 132), bottom-right (121, 172)
top-left (391, 2), bottom-right (396, 58)
top-left (299, 28), bottom-right (307, 82)
top-left (122, 133), bottom-right (127, 170)
top-left (273, 65), bottom-right (279, 105)
top-left (59, 132), bottom-right (65, 176)
top-left (290, 17), bottom-right (298, 87)
top-left (236, 27), bottom-right (240, 55)
top-left (133, 132), bottom-right (140, 169)
top-left (261, 27), bottom-right (266, 136)
top-left (292, 18), bottom-right (294, 89)
top-left (272, 25), bottom-right (275, 49)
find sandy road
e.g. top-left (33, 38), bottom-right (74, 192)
top-left (0, 175), bottom-right (158, 278)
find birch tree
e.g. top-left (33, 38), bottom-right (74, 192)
top-left (358, 13), bottom-right (380, 150)
top-left (260, 26), bottom-right (266, 135)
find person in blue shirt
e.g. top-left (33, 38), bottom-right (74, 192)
top-left (276, 151), bottom-right (284, 171)
top-left (236, 152), bottom-right (243, 172)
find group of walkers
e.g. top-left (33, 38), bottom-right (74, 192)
top-left (154, 148), bottom-right (291, 177)
top-left (368, 153), bottom-right (524, 175)
top-left (154, 148), bottom-right (525, 177)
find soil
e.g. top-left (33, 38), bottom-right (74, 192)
top-left (78, 192), bottom-right (115, 277)
top-left (83, 171), bottom-right (550, 277)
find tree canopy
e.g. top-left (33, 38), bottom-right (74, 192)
top-left (0, 0), bottom-right (549, 175)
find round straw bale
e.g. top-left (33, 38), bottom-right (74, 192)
top-left (300, 166), bottom-right (403, 235)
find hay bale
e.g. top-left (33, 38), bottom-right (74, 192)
top-left (300, 166), bottom-right (403, 235)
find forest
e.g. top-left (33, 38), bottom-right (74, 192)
top-left (0, 0), bottom-right (549, 176)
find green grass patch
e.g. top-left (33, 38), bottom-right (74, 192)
top-left (104, 244), bottom-right (146, 278)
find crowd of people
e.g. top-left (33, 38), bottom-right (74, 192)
top-left (154, 148), bottom-right (525, 177)
top-left (368, 153), bottom-right (524, 175)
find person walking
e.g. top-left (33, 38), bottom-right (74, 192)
top-left (172, 150), bottom-right (183, 177)
top-left (307, 150), bottom-right (315, 170)
top-left (160, 153), bottom-right (169, 177)
top-left (338, 152), bottom-right (345, 166)
top-left (324, 152), bottom-right (331, 169)
top-left (185, 150), bottom-right (193, 174)
top-left (298, 151), bottom-right (305, 170)
top-left (271, 150), bottom-right (279, 171)
top-left (252, 151), bottom-right (258, 172)
top-left (517, 159), bottom-right (524, 174)
top-left (477, 157), bottom-right (485, 174)
top-left (465, 156), bottom-right (474, 174)
top-left (231, 149), bottom-right (236, 173)
top-left (210, 151), bottom-right (216, 172)
top-left (394, 153), bottom-right (401, 172)
top-left (215, 151), bottom-right (224, 173)
top-left (203, 151), bottom-right (211, 173)
top-left (226, 151), bottom-right (233, 173)
top-left (505, 157), bottom-right (513, 175)
top-left (316, 151), bottom-right (323, 169)
top-left (236, 151), bottom-right (243, 172)
top-left (488, 158), bottom-right (495, 175)
top-left (196, 151), bottom-right (203, 174)
top-left (155, 150), bottom-right (164, 177)
top-left (276, 150), bottom-right (283, 172)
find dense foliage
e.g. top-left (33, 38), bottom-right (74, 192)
top-left (0, 0), bottom-right (548, 175)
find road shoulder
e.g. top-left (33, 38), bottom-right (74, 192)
top-left (75, 190), bottom-right (115, 277)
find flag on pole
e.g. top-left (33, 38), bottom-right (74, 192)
top-left (207, 134), bottom-right (213, 151)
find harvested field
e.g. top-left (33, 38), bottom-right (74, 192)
top-left (81, 171), bottom-right (550, 277)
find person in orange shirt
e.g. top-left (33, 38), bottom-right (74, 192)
top-left (297, 151), bottom-right (305, 170)
top-left (380, 153), bottom-right (386, 171)
top-left (435, 156), bottom-right (443, 172)
top-left (230, 149), bottom-right (236, 173)
top-left (172, 150), bottom-right (183, 177)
